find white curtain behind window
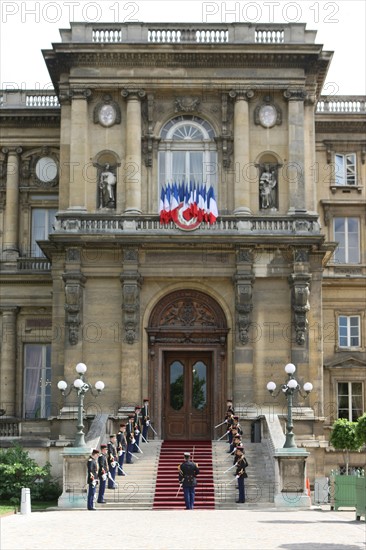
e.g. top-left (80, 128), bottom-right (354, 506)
top-left (24, 345), bottom-right (43, 418)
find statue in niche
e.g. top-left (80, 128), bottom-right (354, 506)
top-left (259, 169), bottom-right (277, 210)
top-left (99, 163), bottom-right (116, 208)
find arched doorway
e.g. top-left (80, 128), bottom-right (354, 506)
top-left (147, 290), bottom-right (228, 440)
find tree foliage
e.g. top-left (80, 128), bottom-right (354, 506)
top-left (0, 445), bottom-right (61, 505)
top-left (329, 418), bottom-right (363, 475)
top-left (355, 413), bottom-right (366, 445)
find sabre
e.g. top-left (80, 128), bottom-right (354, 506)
top-left (223, 463), bottom-right (236, 474)
top-left (117, 463), bottom-right (127, 476)
top-left (175, 484), bottom-right (182, 498)
top-left (128, 450), bottom-right (140, 460)
top-left (135, 442), bottom-right (143, 454)
top-left (141, 434), bottom-right (149, 443)
top-left (149, 423), bottom-right (158, 436)
top-left (215, 420), bottom-right (226, 429)
top-left (107, 472), bottom-right (117, 488)
top-left (217, 431), bottom-right (230, 441)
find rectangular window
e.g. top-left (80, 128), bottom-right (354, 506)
top-left (333, 217), bottom-right (360, 263)
top-left (337, 382), bottom-right (363, 421)
top-left (23, 344), bottom-right (52, 419)
top-left (335, 153), bottom-right (356, 185)
top-left (338, 315), bottom-right (361, 348)
top-left (31, 208), bottom-right (57, 257)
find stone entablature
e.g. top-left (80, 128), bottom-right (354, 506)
top-left (1, 90), bottom-right (365, 116)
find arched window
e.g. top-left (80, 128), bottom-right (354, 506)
top-left (158, 116), bottom-right (217, 188)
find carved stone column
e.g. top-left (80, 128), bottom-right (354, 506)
top-left (122, 89), bottom-right (146, 214)
top-left (2, 147), bottom-right (22, 256)
top-left (283, 89), bottom-right (306, 213)
top-left (120, 248), bottom-right (142, 344)
top-left (62, 271), bottom-right (86, 346)
top-left (229, 90), bottom-right (254, 215)
top-left (68, 88), bottom-right (91, 211)
top-left (0, 306), bottom-right (19, 416)
top-left (234, 248), bottom-right (255, 344)
top-left (288, 267), bottom-right (311, 346)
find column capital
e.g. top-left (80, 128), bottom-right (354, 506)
top-left (69, 88), bottom-right (92, 101)
top-left (229, 89), bottom-right (254, 101)
top-left (283, 88), bottom-right (307, 101)
top-left (0, 306), bottom-right (20, 315)
top-left (2, 147), bottom-right (22, 156)
top-left (122, 88), bottom-right (146, 100)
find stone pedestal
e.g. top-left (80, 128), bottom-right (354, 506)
top-left (58, 447), bottom-right (91, 509)
top-left (274, 448), bottom-right (311, 508)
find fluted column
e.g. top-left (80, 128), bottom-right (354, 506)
top-left (68, 88), bottom-right (91, 211)
top-left (0, 307), bottom-right (19, 416)
top-left (229, 90), bottom-right (253, 215)
top-left (2, 147), bottom-right (22, 254)
top-left (122, 89), bottom-right (145, 214)
top-left (284, 89), bottom-right (306, 213)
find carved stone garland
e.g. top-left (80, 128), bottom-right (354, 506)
top-left (62, 271), bottom-right (86, 346)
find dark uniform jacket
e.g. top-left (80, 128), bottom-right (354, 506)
top-left (235, 456), bottom-right (249, 478)
top-left (98, 453), bottom-right (109, 478)
top-left (87, 456), bottom-right (98, 484)
top-left (107, 441), bottom-right (117, 466)
top-left (126, 420), bottom-right (135, 442)
top-left (178, 460), bottom-right (200, 487)
top-left (141, 404), bottom-right (149, 426)
top-left (117, 430), bottom-right (127, 452)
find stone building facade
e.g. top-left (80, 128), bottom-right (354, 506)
top-left (0, 22), bottom-right (365, 480)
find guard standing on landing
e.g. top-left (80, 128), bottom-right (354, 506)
top-left (235, 444), bottom-right (248, 504)
top-left (178, 451), bottom-right (200, 510)
top-left (86, 449), bottom-right (99, 510)
top-left (97, 444), bottom-right (109, 504)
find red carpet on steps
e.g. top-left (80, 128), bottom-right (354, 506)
top-left (153, 441), bottom-right (215, 510)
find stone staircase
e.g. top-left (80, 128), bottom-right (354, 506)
top-left (96, 439), bottom-right (162, 510)
top-left (213, 440), bottom-right (275, 509)
top-left (95, 438), bottom-right (276, 510)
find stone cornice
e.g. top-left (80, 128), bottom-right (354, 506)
top-left (45, 47), bottom-right (329, 92)
top-left (315, 119), bottom-right (366, 134)
top-left (0, 112), bottom-right (60, 128)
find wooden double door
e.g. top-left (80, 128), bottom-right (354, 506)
top-left (164, 351), bottom-right (212, 440)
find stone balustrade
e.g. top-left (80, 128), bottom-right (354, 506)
top-left (59, 22), bottom-right (316, 44)
top-left (52, 213), bottom-right (320, 235)
top-left (316, 96), bottom-right (366, 113)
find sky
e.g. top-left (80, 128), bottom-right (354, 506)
top-left (0, 0), bottom-right (365, 95)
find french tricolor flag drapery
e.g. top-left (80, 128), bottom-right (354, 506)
top-left (159, 182), bottom-right (218, 225)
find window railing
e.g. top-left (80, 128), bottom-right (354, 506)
top-left (17, 257), bottom-right (51, 271)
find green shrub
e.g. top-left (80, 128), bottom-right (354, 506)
top-left (0, 445), bottom-right (62, 505)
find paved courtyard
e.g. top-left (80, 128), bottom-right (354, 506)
top-left (1, 507), bottom-right (365, 550)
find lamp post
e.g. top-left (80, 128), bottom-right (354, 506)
top-left (267, 363), bottom-right (313, 449)
top-left (57, 363), bottom-right (105, 448)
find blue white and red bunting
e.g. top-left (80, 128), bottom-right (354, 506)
top-left (159, 182), bottom-right (218, 228)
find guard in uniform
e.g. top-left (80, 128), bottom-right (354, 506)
top-left (235, 444), bottom-right (248, 504)
top-left (97, 444), bottom-right (109, 503)
top-left (87, 449), bottom-right (99, 510)
top-left (178, 451), bottom-right (200, 510)
top-left (133, 405), bottom-right (142, 452)
top-left (141, 398), bottom-right (150, 442)
top-left (126, 414), bottom-right (135, 463)
top-left (117, 423), bottom-right (127, 475)
top-left (107, 434), bottom-right (118, 489)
